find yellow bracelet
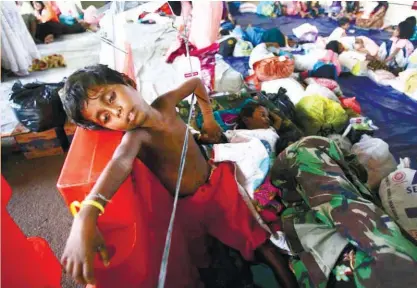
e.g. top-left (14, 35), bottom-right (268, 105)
top-left (82, 199), bottom-right (105, 215)
top-left (69, 200), bottom-right (105, 217)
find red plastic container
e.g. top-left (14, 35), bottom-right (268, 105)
top-left (57, 128), bottom-right (201, 287)
top-left (1, 176), bottom-right (61, 288)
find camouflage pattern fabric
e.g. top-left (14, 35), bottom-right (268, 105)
top-left (271, 136), bottom-right (417, 288)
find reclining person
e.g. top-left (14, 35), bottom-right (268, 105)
top-left (59, 64), bottom-right (297, 287)
top-left (271, 136), bottom-right (417, 287)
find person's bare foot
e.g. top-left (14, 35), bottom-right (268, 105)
top-left (44, 34), bottom-right (54, 44)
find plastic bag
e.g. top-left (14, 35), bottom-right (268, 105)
top-left (9, 81), bottom-right (66, 132)
top-left (295, 95), bottom-right (348, 136)
top-left (351, 135), bottom-right (397, 190)
top-left (340, 97), bottom-right (362, 115)
top-left (233, 40), bottom-right (253, 57)
top-left (339, 51), bottom-right (368, 76)
top-left (304, 77), bottom-right (342, 96)
top-left (379, 158), bottom-right (417, 240)
top-left (261, 78), bottom-right (305, 105)
top-left (262, 87), bottom-right (297, 122)
top-left (304, 83), bottom-right (340, 103)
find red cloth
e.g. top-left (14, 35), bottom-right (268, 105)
top-left (178, 162), bottom-right (269, 261)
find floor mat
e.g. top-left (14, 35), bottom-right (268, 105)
top-left (338, 75), bottom-right (417, 167)
top-left (233, 14), bottom-right (393, 45)
top-left (221, 53), bottom-right (417, 167)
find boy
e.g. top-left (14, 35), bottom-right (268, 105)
top-left (327, 17), bottom-right (350, 43)
top-left (60, 65), bottom-right (297, 287)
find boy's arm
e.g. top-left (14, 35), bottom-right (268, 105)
top-left (163, 77), bottom-right (223, 141)
top-left (84, 129), bottom-right (143, 211)
top-left (61, 130), bottom-right (143, 285)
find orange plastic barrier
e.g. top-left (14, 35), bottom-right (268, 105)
top-left (57, 128), bottom-right (201, 288)
top-left (1, 176), bottom-right (61, 288)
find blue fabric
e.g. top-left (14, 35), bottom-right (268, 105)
top-left (196, 98), bottom-right (254, 130)
top-left (245, 26), bottom-right (266, 46)
top-left (233, 14), bottom-right (393, 45)
top-left (338, 75), bottom-right (417, 168)
top-left (59, 15), bottom-right (76, 26)
top-left (220, 56), bottom-right (417, 168)
top-left (309, 62), bottom-right (338, 80)
top-left (223, 56), bottom-right (250, 77)
top-left (221, 21), bottom-right (235, 31)
top-left (411, 27), bottom-right (417, 41)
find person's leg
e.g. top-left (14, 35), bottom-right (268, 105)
top-left (179, 162), bottom-right (297, 286)
top-left (60, 22), bottom-right (85, 35)
top-left (255, 240), bottom-right (298, 288)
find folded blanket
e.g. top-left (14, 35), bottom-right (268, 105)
top-left (213, 128), bottom-right (279, 199)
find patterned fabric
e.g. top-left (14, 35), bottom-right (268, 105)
top-left (367, 59), bottom-right (389, 71)
top-left (271, 136), bottom-right (417, 287)
top-left (253, 57), bottom-right (295, 82)
top-left (253, 176), bottom-right (284, 232)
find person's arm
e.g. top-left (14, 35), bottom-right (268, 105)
top-left (61, 130), bottom-right (143, 285)
top-left (386, 47), bottom-right (400, 62)
top-left (163, 77), bottom-right (223, 142)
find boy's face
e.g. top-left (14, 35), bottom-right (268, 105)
top-left (81, 84), bottom-right (150, 131)
top-left (244, 106), bottom-right (271, 130)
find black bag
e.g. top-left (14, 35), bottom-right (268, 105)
top-left (262, 87), bottom-right (297, 122)
top-left (9, 81), bottom-right (66, 132)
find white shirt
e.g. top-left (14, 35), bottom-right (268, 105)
top-left (327, 27), bottom-right (346, 43)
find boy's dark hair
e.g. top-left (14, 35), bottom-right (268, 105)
top-left (326, 40), bottom-right (343, 54)
top-left (236, 101), bottom-right (265, 129)
top-left (398, 21), bottom-right (414, 39)
top-left (406, 16), bottom-right (417, 28)
top-left (338, 17), bottom-right (350, 27)
top-left (61, 64), bottom-right (135, 130)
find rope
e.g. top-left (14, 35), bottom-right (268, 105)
top-left (157, 13), bottom-right (196, 288)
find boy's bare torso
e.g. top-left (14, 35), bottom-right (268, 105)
top-left (136, 96), bottom-right (210, 196)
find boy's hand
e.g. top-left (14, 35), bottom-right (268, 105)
top-left (270, 112), bottom-right (283, 130)
top-left (61, 208), bottom-right (110, 285)
top-left (201, 119), bottom-right (223, 143)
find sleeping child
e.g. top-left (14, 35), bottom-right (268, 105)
top-left (59, 65), bottom-right (298, 288)
top-left (202, 101), bottom-right (301, 252)
top-left (295, 40), bottom-right (344, 80)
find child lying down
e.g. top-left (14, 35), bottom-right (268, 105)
top-left (199, 102), bottom-right (297, 251)
top-left (59, 65), bottom-right (297, 287)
